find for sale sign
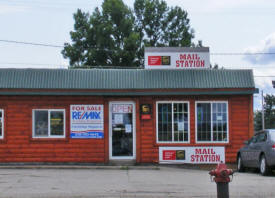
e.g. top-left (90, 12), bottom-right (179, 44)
top-left (70, 105), bottom-right (104, 138)
top-left (145, 47), bottom-right (210, 69)
top-left (159, 147), bottom-right (225, 164)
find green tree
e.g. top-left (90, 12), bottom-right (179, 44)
top-left (254, 110), bottom-right (263, 131)
top-left (62, 0), bottom-right (194, 68)
top-left (254, 94), bottom-right (275, 131)
top-left (134, 0), bottom-right (194, 47)
top-left (263, 94), bottom-right (275, 129)
top-left (62, 0), bottom-right (140, 67)
top-left (134, 0), bottom-right (194, 65)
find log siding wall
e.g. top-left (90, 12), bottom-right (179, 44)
top-left (0, 94), bottom-right (253, 163)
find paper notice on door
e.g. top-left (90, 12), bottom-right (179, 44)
top-left (217, 115), bottom-right (223, 121)
top-left (178, 122), bottom-right (184, 131)
top-left (125, 124), bottom-right (132, 133)
top-left (114, 114), bottom-right (123, 124)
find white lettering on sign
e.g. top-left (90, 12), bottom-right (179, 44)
top-left (159, 147), bottom-right (225, 164)
top-left (72, 105), bottom-right (101, 111)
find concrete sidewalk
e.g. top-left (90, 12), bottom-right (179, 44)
top-left (0, 166), bottom-right (274, 198)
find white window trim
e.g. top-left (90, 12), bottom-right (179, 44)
top-left (0, 109), bottom-right (4, 139)
top-left (32, 109), bottom-right (66, 138)
top-left (195, 101), bottom-right (229, 144)
top-left (156, 101), bottom-right (190, 143)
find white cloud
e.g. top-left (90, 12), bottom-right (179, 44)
top-left (253, 67), bottom-right (275, 89)
top-left (166, 0), bottom-right (275, 13)
top-left (0, 4), bottom-right (29, 15)
top-left (244, 33), bottom-right (275, 65)
top-left (253, 67), bottom-right (275, 110)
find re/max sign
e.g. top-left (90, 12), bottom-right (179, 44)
top-left (72, 111), bottom-right (101, 120)
top-left (70, 105), bottom-right (104, 121)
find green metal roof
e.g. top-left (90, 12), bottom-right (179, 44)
top-left (0, 68), bottom-right (255, 90)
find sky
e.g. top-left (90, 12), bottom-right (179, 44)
top-left (0, 0), bottom-right (275, 110)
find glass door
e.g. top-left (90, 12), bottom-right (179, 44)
top-left (109, 102), bottom-right (136, 159)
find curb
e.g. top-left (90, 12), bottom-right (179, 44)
top-left (0, 163), bottom-right (237, 171)
top-left (0, 165), bottom-right (160, 170)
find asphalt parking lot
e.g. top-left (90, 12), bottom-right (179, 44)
top-left (0, 166), bottom-right (274, 198)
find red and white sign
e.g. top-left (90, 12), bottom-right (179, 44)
top-left (145, 48), bottom-right (210, 69)
top-left (148, 56), bottom-right (162, 65)
top-left (159, 147), bottom-right (225, 164)
top-left (141, 114), bottom-right (151, 120)
top-left (163, 150), bottom-right (177, 160)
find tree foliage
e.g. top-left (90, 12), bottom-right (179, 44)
top-left (62, 0), bottom-right (139, 67)
top-left (62, 0), bottom-right (194, 68)
top-left (254, 94), bottom-right (275, 131)
top-left (134, 0), bottom-right (193, 47)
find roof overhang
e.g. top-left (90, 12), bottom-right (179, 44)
top-left (0, 88), bottom-right (259, 96)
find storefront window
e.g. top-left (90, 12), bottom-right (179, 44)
top-left (196, 102), bottom-right (228, 143)
top-left (0, 110), bottom-right (3, 138)
top-left (50, 111), bottom-right (64, 136)
top-left (157, 102), bottom-right (189, 143)
top-left (33, 109), bottom-right (65, 138)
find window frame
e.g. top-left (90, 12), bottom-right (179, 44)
top-left (156, 101), bottom-right (190, 143)
top-left (32, 109), bottom-right (66, 138)
top-left (0, 109), bottom-right (4, 139)
top-left (195, 101), bottom-right (229, 143)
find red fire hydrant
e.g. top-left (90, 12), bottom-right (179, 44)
top-left (209, 163), bottom-right (234, 198)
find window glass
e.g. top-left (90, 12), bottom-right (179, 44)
top-left (197, 103), bottom-right (211, 141)
top-left (34, 110), bottom-right (65, 138)
top-left (157, 102), bottom-right (189, 142)
top-left (158, 103), bottom-right (172, 141)
top-left (197, 102), bottom-right (228, 142)
top-left (250, 136), bottom-right (257, 144)
top-left (212, 103), bottom-right (227, 142)
top-left (257, 133), bottom-right (266, 142)
top-left (34, 111), bottom-right (48, 137)
top-left (270, 131), bottom-right (275, 141)
top-left (173, 103), bottom-right (188, 142)
top-left (50, 111), bottom-right (64, 136)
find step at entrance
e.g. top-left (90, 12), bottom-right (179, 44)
top-left (109, 160), bottom-right (136, 166)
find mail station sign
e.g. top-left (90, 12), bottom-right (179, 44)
top-left (145, 47), bottom-right (210, 69)
top-left (159, 146), bottom-right (225, 164)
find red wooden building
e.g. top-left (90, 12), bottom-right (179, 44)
top-left (0, 68), bottom-right (256, 164)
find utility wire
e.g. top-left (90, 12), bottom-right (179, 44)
top-left (0, 62), bottom-right (68, 67)
top-left (254, 76), bottom-right (275, 77)
top-left (210, 53), bottom-right (275, 55)
top-left (219, 65), bottom-right (275, 69)
top-left (1, 39), bottom-right (275, 55)
top-left (1, 62), bottom-right (275, 76)
top-left (0, 39), bottom-right (63, 48)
